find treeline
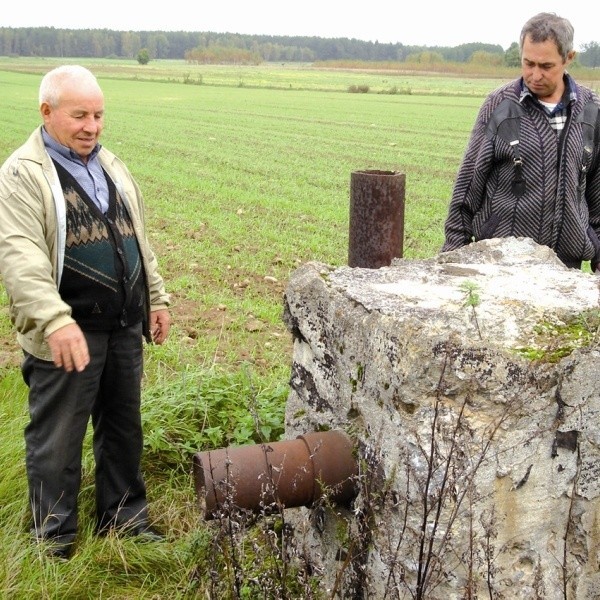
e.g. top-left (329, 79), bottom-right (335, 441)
top-left (1, 27), bottom-right (599, 66)
top-left (0, 27), bottom-right (506, 62)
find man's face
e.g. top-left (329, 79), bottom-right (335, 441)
top-left (521, 34), bottom-right (575, 103)
top-left (41, 82), bottom-right (105, 161)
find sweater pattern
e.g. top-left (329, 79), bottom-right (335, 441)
top-left (54, 161), bottom-right (145, 330)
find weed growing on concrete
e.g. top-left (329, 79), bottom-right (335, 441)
top-left (460, 280), bottom-right (482, 339)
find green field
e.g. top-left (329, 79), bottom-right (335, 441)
top-left (0, 55), bottom-right (522, 94)
top-left (0, 60), bottom-right (513, 597)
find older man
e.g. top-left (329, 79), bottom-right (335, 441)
top-left (0, 65), bottom-right (171, 559)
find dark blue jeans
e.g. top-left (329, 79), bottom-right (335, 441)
top-left (22, 323), bottom-right (148, 545)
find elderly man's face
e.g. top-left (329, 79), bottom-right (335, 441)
top-left (41, 81), bottom-right (104, 162)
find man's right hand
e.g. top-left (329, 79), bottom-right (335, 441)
top-left (47, 323), bottom-right (90, 372)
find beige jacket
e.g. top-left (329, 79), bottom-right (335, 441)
top-left (0, 127), bottom-right (170, 360)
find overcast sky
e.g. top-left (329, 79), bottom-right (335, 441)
top-left (2, 1), bottom-right (596, 51)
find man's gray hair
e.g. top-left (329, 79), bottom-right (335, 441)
top-left (520, 12), bottom-right (575, 61)
top-left (39, 65), bottom-right (102, 107)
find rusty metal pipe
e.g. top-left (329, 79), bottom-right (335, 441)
top-left (193, 430), bottom-right (357, 520)
top-left (348, 169), bottom-right (405, 268)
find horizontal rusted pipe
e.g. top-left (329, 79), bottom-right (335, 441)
top-left (348, 169), bottom-right (405, 269)
top-left (193, 430), bottom-right (358, 520)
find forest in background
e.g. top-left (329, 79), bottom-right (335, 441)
top-left (2, 26), bottom-right (600, 66)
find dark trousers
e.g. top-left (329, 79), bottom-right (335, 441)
top-left (22, 323), bottom-right (148, 544)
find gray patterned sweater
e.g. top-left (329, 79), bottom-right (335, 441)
top-left (442, 76), bottom-right (600, 269)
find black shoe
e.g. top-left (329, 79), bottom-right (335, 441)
top-left (46, 542), bottom-right (74, 561)
top-left (127, 524), bottom-right (165, 543)
top-left (96, 522), bottom-right (165, 542)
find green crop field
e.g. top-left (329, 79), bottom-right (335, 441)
top-left (0, 59), bottom-right (521, 597)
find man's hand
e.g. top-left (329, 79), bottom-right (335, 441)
top-left (150, 309), bottom-right (171, 345)
top-left (47, 323), bottom-right (90, 372)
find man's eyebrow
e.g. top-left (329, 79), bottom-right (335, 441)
top-left (524, 58), bottom-right (555, 67)
top-left (70, 108), bottom-right (105, 115)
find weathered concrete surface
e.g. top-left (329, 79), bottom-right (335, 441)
top-left (283, 237), bottom-right (600, 599)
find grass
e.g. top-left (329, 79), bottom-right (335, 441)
top-left (0, 59), bottom-right (522, 597)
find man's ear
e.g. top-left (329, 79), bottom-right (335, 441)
top-left (565, 50), bottom-right (576, 66)
top-left (40, 102), bottom-right (51, 120)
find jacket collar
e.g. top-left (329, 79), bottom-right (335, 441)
top-left (518, 73), bottom-right (578, 108)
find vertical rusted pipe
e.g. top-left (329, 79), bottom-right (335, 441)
top-left (348, 169), bottom-right (405, 268)
top-left (193, 430), bottom-right (357, 520)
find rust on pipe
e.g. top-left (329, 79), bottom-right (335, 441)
top-left (193, 430), bottom-right (358, 520)
top-left (348, 169), bottom-right (405, 268)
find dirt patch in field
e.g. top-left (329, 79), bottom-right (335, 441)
top-left (0, 339), bottom-right (20, 369)
top-left (0, 306), bottom-right (20, 368)
top-left (171, 267), bottom-right (293, 372)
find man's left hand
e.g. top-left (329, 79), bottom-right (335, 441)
top-left (150, 309), bottom-right (171, 344)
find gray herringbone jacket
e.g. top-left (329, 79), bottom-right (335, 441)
top-left (442, 77), bottom-right (600, 268)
